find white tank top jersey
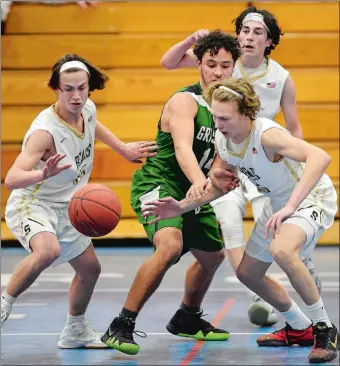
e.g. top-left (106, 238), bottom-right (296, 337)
top-left (232, 59), bottom-right (289, 120)
top-left (9, 98), bottom-right (97, 203)
top-left (215, 118), bottom-right (335, 213)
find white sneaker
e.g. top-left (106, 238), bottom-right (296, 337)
top-left (248, 296), bottom-right (279, 327)
top-left (1, 298), bottom-right (12, 329)
top-left (57, 321), bottom-right (108, 349)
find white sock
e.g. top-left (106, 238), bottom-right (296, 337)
top-left (305, 298), bottom-right (332, 328)
top-left (1, 290), bottom-right (16, 307)
top-left (66, 313), bottom-right (85, 325)
top-left (280, 300), bottom-right (312, 330)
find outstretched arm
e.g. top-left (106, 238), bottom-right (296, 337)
top-left (142, 152), bottom-right (239, 223)
top-left (95, 120), bottom-right (158, 163)
top-left (161, 30), bottom-right (208, 69)
top-left (141, 186), bottom-right (224, 224)
top-left (4, 130), bottom-right (71, 190)
top-left (166, 92), bottom-right (207, 185)
top-left (262, 128), bottom-right (331, 237)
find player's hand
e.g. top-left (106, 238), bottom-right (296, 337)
top-left (186, 178), bottom-right (210, 201)
top-left (203, 177), bottom-right (214, 195)
top-left (186, 29), bottom-right (210, 45)
top-left (141, 197), bottom-right (181, 224)
top-left (41, 154), bottom-right (72, 180)
top-left (265, 204), bottom-right (296, 239)
top-left (210, 168), bottom-right (239, 194)
top-left (77, 1), bottom-right (100, 9)
top-left (121, 141), bottom-right (158, 163)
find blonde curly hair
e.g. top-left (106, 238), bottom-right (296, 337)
top-left (204, 77), bottom-right (261, 120)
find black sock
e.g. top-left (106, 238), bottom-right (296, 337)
top-left (119, 307), bottom-right (138, 322)
top-left (180, 302), bottom-right (201, 315)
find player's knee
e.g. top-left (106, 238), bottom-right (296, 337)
top-left (84, 258), bottom-right (101, 281)
top-left (208, 250), bottom-right (225, 269)
top-left (155, 241), bottom-right (182, 267)
top-left (270, 246), bottom-right (296, 267)
top-left (33, 247), bottom-right (61, 268)
top-left (235, 263), bottom-right (251, 285)
top-left (197, 250), bottom-right (225, 273)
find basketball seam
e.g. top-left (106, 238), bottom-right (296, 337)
top-left (79, 199), bottom-right (104, 236)
top-left (73, 198), bottom-right (78, 230)
top-left (80, 200), bottom-right (120, 222)
top-left (73, 192), bottom-right (121, 218)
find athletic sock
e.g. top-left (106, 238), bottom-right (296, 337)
top-left (119, 307), bottom-right (138, 322)
top-left (1, 290), bottom-right (16, 306)
top-left (305, 298), bottom-right (332, 327)
top-left (66, 313), bottom-right (85, 325)
top-left (280, 300), bottom-right (312, 330)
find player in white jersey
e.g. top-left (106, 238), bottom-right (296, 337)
top-left (160, 6), bottom-right (322, 326)
top-left (141, 78), bottom-right (339, 364)
top-left (1, 54), bottom-right (158, 348)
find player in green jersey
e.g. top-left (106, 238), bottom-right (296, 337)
top-left (101, 30), bottom-right (241, 355)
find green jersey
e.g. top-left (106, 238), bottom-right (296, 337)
top-left (131, 81), bottom-right (223, 254)
top-left (133, 82), bottom-right (216, 196)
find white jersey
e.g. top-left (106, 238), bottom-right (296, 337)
top-left (232, 59), bottom-right (289, 120)
top-left (215, 118), bottom-right (336, 218)
top-left (9, 99), bottom-right (96, 203)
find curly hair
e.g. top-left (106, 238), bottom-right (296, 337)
top-left (48, 54), bottom-right (109, 92)
top-left (232, 6), bottom-right (284, 56)
top-left (193, 29), bottom-right (242, 63)
top-left (204, 77), bottom-right (261, 120)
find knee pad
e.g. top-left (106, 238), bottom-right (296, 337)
top-left (213, 201), bottom-right (245, 249)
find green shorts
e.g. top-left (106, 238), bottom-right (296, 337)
top-left (131, 171), bottom-right (223, 259)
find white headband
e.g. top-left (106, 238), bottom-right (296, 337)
top-left (242, 13), bottom-right (270, 33)
top-left (59, 61), bottom-right (90, 74)
top-left (218, 86), bottom-right (244, 99)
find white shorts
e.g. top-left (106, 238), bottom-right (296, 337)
top-left (210, 171), bottom-right (263, 209)
top-left (245, 187), bottom-right (338, 263)
top-left (5, 192), bottom-right (91, 267)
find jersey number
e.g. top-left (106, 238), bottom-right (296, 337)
top-left (22, 224), bottom-right (31, 237)
top-left (198, 148), bottom-right (214, 170)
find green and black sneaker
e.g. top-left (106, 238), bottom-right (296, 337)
top-left (308, 322), bottom-right (340, 363)
top-left (101, 317), bottom-right (146, 355)
top-left (166, 309), bottom-right (230, 341)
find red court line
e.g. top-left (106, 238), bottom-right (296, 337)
top-left (179, 298), bottom-right (236, 366)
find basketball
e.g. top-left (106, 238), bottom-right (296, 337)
top-left (68, 183), bottom-right (122, 237)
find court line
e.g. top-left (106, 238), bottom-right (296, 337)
top-left (179, 298), bottom-right (236, 366)
top-left (8, 314), bottom-right (26, 320)
top-left (5, 287), bottom-right (338, 293)
top-left (13, 303), bottom-right (47, 307)
top-left (1, 331), bottom-right (267, 336)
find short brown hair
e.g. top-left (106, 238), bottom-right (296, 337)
top-left (48, 54), bottom-right (109, 92)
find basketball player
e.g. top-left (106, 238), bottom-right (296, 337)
top-left (142, 78), bottom-right (339, 364)
top-left (101, 31), bottom-right (240, 355)
top-left (160, 6), bottom-right (322, 326)
top-left (1, 54), bottom-right (158, 349)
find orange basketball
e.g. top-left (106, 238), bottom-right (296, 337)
top-left (68, 183), bottom-right (122, 237)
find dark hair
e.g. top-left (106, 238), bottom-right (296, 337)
top-left (48, 54), bottom-right (109, 92)
top-left (193, 29), bottom-right (241, 64)
top-left (232, 6), bottom-right (283, 56)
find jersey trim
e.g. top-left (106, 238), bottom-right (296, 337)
top-left (50, 105), bottom-right (86, 140)
top-left (187, 93), bottom-right (211, 110)
top-left (222, 122), bottom-right (255, 159)
top-left (236, 59), bottom-right (269, 82)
